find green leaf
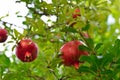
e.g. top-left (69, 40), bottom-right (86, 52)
top-left (13, 29), bottom-right (19, 38)
top-left (94, 43), bottom-right (103, 51)
top-left (86, 38), bottom-right (94, 49)
top-left (12, 45), bottom-right (16, 51)
top-left (7, 41), bottom-right (14, 43)
top-left (78, 66), bottom-right (95, 74)
top-left (82, 23), bottom-right (90, 31)
top-left (112, 39), bottom-right (120, 56)
top-left (60, 0), bottom-right (68, 4)
top-left (23, 29), bottom-right (27, 36)
top-left (0, 54), bottom-right (10, 67)
top-left (61, 27), bottom-right (78, 33)
top-left (101, 69), bottom-right (115, 79)
top-left (101, 53), bottom-right (114, 67)
top-left (80, 55), bottom-right (102, 69)
top-left (116, 58), bottom-right (120, 64)
top-left (80, 55), bottom-right (93, 65)
top-left (79, 45), bottom-right (90, 51)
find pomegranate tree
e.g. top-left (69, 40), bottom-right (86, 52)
top-left (60, 40), bottom-right (88, 69)
top-left (16, 38), bottom-right (38, 62)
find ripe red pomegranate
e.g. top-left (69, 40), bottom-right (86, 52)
top-left (72, 8), bottom-right (81, 18)
top-left (16, 39), bottom-right (38, 62)
top-left (60, 40), bottom-right (88, 69)
top-left (0, 28), bottom-right (8, 43)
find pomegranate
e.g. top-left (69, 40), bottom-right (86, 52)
top-left (16, 39), bottom-right (38, 62)
top-left (60, 40), bottom-right (88, 69)
top-left (0, 28), bottom-right (8, 43)
top-left (72, 8), bottom-right (81, 18)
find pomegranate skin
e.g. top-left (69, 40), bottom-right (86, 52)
top-left (0, 29), bottom-right (8, 43)
top-left (16, 39), bottom-right (38, 62)
top-left (60, 40), bottom-right (88, 68)
top-left (72, 8), bottom-right (81, 18)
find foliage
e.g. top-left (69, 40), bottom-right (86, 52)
top-left (0, 0), bottom-right (120, 80)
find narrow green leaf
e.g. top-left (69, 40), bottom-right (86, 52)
top-left (86, 38), bottom-right (94, 49)
top-left (12, 45), bottom-right (16, 51)
top-left (79, 45), bottom-right (90, 51)
top-left (7, 41), bottom-right (14, 43)
top-left (94, 43), bottom-right (103, 51)
top-left (80, 56), bottom-right (93, 64)
top-left (61, 27), bottom-right (78, 33)
top-left (101, 53), bottom-right (114, 67)
top-left (78, 66), bottom-right (95, 74)
top-left (82, 23), bottom-right (90, 31)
